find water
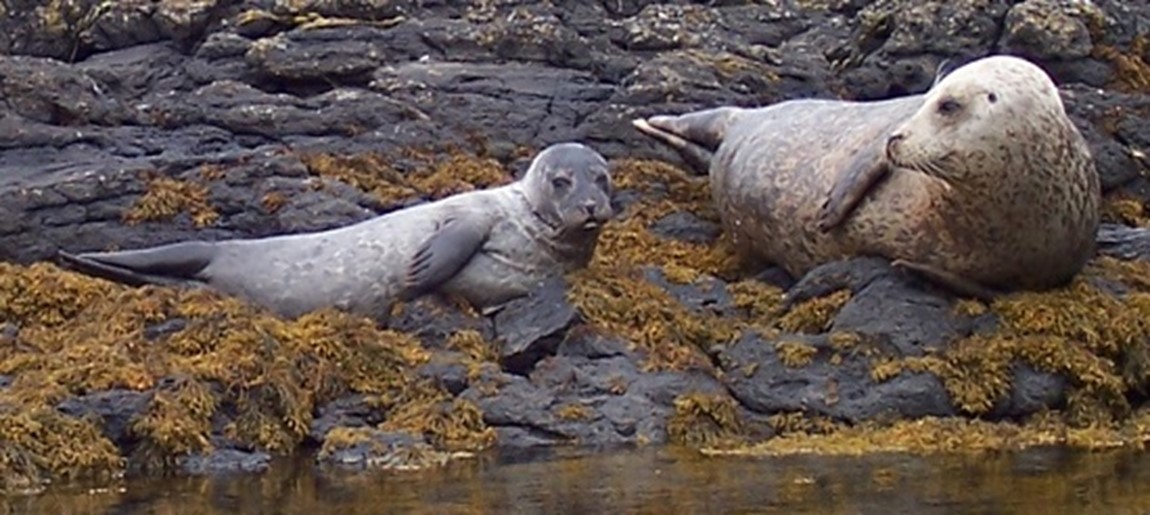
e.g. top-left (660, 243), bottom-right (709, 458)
top-left (5, 446), bottom-right (1150, 514)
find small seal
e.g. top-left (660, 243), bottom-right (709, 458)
top-left (58, 142), bottom-right (615, 321)
top-left (633, 54), bottom-right (1100, 300)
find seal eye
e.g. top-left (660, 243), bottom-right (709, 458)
top-left (987, 92), bottom-right (998, 103)
top-left (551, 177), bottom-right (572, 190)
top-left (594, 174), bottom-right (609, 191)
top-left (937, 98), bottom-right (962, 115)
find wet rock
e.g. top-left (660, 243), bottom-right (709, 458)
top-left (829, 271), bottom-right (973, 356)
top-left (998, 0), bottom-right (1103, 61)
top-left (387, 296), bottom-right (494, 349)
top-left (990, 364), bottom-right (1068, 418)
top-left (648, 211), bottom-right (722, 245)
top-left (177, 448), bottom-right (272, 475)
top-left (643, 266), bottom-right (736, 318)
top-left (783, 257), bottom-right (894, 308)
top-left (56, 389), bottom-right (152, 446)
top-left (317, 429), bottom-right (449, 470)
top-left (556, 327), bottom-right (632, 360)
top-left (462, 349), bottom-right (726, 448)
top-left (414, 351), bottom-right (471, 396)
top-left (309, 394), bottom-right (387, 443)
top-left (493, 276), bottom-right (580, 375)
top-left (1096, 223), bottom-right (1150, 261)
top-left (2, 0), bottom-right (1150, 471)
top-left (720, 331), bottom-right (957, 422)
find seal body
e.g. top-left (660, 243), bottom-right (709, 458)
top-left (58, 142), bottom-right (615, 321)
top-left (635, 55), bottom-right (1100, 299)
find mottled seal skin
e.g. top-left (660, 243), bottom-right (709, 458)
top-left (634, 54), bottom-right (1100, 300)
top-left (57, 142), bottom-right (615, 321)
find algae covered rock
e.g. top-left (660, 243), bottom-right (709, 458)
top-left (2, 0), bottom-right (1150, 490)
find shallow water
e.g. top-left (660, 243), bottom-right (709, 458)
top-left (5, 446), bottom-right (1150, 514)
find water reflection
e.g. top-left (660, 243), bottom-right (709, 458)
top-left (5, 445), bottom-right (1150, 514)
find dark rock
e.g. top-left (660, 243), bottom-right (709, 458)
top-left (990, 363), bottom-right (1068, 418)
top-left (2, 0), bottom-right (1150, 466)
top-left (556, 327), bottom-right (632, 360)
top-left (720, 332), bottom-right (957, 422)
top-left (56, 389), bottom-right (152, 446)
top-left (462, 352), bottom-right (726, 448)
top-left (387, 296), bottom-right (494, 349)
top-left (143, 318), bottom-right (188, 341)
top-left (0, 375), bottom-right (11, 389)
top-left (998, 0), bottom-right (1101, 61)
top-left (642, 266), bottom-right (735, 317)
top-left (493, 276), bottom-right (580, 375)
top-left (648, 211), bottom-right (722, 245)
top-left (414, 351), bottom-right (471, 396)
top-left (783, 257), bottom-right (894, 308)
top-left (830, 273), bottom-right (971, 356)
top-left (309, 394), bottom-right (387, 443)
top-left (316, 429), bottom-right (443, 470)
top-left (1096, 223), bottom-right (1150, 261)
top-left (177, 448), bottom-right (272, 475)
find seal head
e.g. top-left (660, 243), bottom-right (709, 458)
top-left (522, 142), bottom-right (615, 236)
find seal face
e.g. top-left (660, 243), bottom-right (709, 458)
top-left (634, 54), bottom-right (1100, 300)
top-left (57, 142), bottom-right (615, 322)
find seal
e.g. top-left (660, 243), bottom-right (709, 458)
top-left (57, 142), bottom-right (615, 321)
top-left (633, 54), bottom-right (1100, 300)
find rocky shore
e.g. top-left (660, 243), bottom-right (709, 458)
top-left (2, 0), bottom-right (1150, 494)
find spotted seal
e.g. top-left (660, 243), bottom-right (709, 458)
top-left (633, 54), bottom-right (1100, 300)
top-left (58, 142), bottom-right (615, 321)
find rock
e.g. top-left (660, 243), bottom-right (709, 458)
top-left (56, 390), bottom-right (152, 447)
top-left (387, 296), bottom-right (494, 349)
top-left (990, 363), bottom-right (1068, 418)
top-left (462, 350), bottom-right (727, 448)
top-left (177, 448), bottom-right (272, 475)
top-left (648, 211), bottom-right (722, 245)
top-left (2, 0), bottom-right (1150, 476)
top-left (316, 429), bottom-right (449, 470)
top-left (414, 351), bottom-right (472, 396)
top-left (720, 331), bottom-right (957, 422)
top-left (783, 257), bottom-right (894, 308)
top-left (308, 394), bottom-right (387, 443)
top-left (1096, 223), bottom-right (1150, 261)
top-left (999, 0), bottom-right (1103, 61)
top-left (556, 327), bottom-right (632, 360)
top-left (493, 276), bottom-right (580, 375)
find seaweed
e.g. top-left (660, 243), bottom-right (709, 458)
top-left (0, 260), bottom-right (484, 491)
top-left (123, 171), bottom-right (219, 228)
top-left (666, 392), bottom-right (746, 448)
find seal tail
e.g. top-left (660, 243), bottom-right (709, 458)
top-left (56, 241), bottom-right (217, 288)
top-left (632, 107), bottom-right (740, 175)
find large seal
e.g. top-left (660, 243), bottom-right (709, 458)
top-left (58, 142), bottom-right (615, 321)
top-left (633, 54), bottom-right (1100, 300)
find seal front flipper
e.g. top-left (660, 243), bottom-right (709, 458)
top-left (891, 259), bottom-right (1001, 302)
top-left (816, 141), bottom-right (892, 233)
top-left (56, 241), bottom-right (217, 287)
top-left (403, 216), bottom-right (490, 300)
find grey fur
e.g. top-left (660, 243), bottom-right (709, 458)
top-left (58, 142), bottom-right (615, 322)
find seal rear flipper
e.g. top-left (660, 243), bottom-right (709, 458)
top-left (816, 141), bottom-right (892, 233)
top-left (56, 241), bottom-right (217, 287)
top-left (891, 259), bottom-right (1000, 302)
top-left (402, 217), bottom-right (489, 300)
top-left (633, 107), bottom-right (740, 175)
